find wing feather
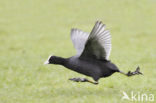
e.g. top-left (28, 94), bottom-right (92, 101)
top-left (80, 21), bottom-right (111, 60)
top-left (70, 29), bottom-right (89, 55)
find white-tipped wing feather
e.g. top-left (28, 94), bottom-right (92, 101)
top-left (71, 29), bottom-right (89, 55)
top-left (80, 21), bottom-right (111, 60)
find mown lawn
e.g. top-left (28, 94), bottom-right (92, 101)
top-left (0, 0), bottom-right (156, 103)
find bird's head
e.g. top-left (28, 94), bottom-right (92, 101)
top-left (44, 55), bottom-right (57, 64)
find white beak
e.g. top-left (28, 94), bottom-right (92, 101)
top-left (44, 60), bottom-right (49, 65)
top-left (43, 55), bottom-right (53, 65)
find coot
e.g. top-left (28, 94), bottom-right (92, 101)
top-left (44, 21), bottom-right (143, 84)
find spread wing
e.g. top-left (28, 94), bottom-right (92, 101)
top-left (70, 28), bottom-right (89, 55)
top-left (80, 21), bottom-right (111, 60)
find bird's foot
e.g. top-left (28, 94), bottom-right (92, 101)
top-left (69, 78), bottom-right (88, 82)
top-left (69, 78), bottom-right (98, 85)
top-left (127, 66), bottom-right (143, 76)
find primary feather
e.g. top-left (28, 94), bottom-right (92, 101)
top-left (80, 21), bottom-right (111, 60)
top-left (71, 28), bottom-right (89, 56)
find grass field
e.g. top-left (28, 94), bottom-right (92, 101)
top-left (0, 0), bottom-right (156, 103)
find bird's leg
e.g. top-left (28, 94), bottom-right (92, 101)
top-left (119, 66), bottom-right (143, 77)
top-left (69, 78), bottom-right (98, 85)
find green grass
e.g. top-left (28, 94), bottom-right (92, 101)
top-left (0, 0), bottom-right (156, 103)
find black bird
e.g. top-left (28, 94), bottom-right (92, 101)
top-left (44, 21), bottom-right (143, 85)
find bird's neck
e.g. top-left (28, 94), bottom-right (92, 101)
top-left (52, 56), bottom-right (67, 65)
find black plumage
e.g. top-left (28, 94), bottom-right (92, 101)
top-left (44, 21), bottom-right (143, 84)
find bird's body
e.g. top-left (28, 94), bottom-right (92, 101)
top-left (66, 56), bottom-right (118, 80)
top-left (44, 21), bottom-right (143, 84)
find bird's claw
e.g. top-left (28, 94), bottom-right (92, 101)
top-left (69, 78), bottom-right (98, 85)
top-left (127, 66), bottom-right (143, 76)
top-left (69, 78), bottom-right (88, 82)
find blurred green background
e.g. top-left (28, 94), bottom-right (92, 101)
top-left (0, 0), bottom-right (156, 103)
